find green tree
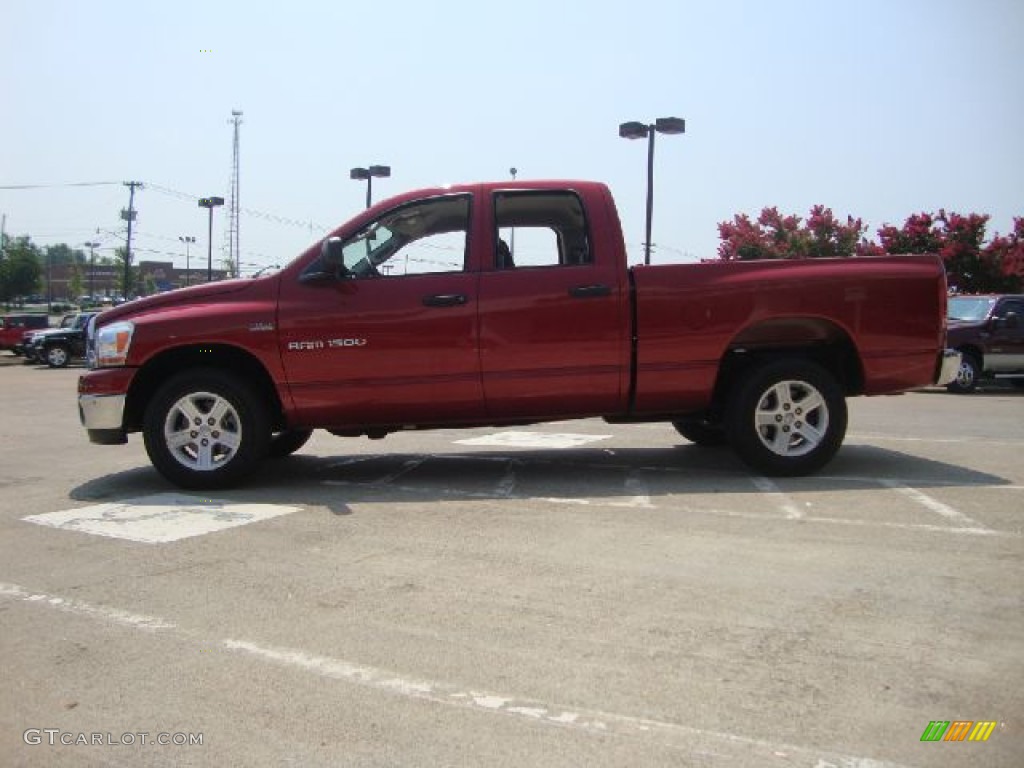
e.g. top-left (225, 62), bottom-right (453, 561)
top-left (0, 236), bottom-right (43, 306)
top-left (44, 243), bottom-right (85, 267)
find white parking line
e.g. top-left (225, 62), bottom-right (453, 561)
top-left (750, 477), bottom-right (804, 519)
top-left (878, 479), bottom-right (987, 530)
top-left (0, 583), bottom-right (175, 631)
top-left (455, 431), bottom-right (612, 449)
top-left (0, 581), bottom-right (913, 768)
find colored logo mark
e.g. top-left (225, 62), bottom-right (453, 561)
top-left (920, 720), bottom-right (997, 742)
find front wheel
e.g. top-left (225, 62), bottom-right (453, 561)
top-left (726, 360), bottom-right (847, 476)
top-left (45, 343), bottom-right (70, 368)
top-left (143, 369), bottom-right (270, 489)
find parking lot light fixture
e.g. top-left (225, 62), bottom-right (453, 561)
top-left (178, 236), bottom-right (196, 287)
top-left (84, 241), bottom-right (100, 302)
top-left (350, 165), bottom-right (391, 208)
top-left (619, 116), bottom-right (686, 265)
top-left (197, 198), bottom-right (225, 282)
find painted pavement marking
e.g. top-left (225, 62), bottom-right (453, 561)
top-left (750, 476), bottom-right (804, 519)
top-left (455, 431), bottom-right (612, 449)
top-left (877, 479), bottom-right (988, 530)
top-left (21, 493), bottom-right (300, 543)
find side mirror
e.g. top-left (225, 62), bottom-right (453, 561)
top-left (300, 237), bottom-right (348, 284)
top-left (321, 236), bottom-right (344, 269)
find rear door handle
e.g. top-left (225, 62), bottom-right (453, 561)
top-left (422, 294), bottom-right (468, 307)
top-left (569, 284), bottom-right (611, 299)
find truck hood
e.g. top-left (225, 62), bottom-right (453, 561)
top-left (946, 319), bottom-right (986, 333)
top-left (28, 327), bottom-right (69, 339)
top-left (94, 279), bottom-right (257, 325)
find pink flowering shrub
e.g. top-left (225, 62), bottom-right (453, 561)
top-left (718, 206), bottom-right (1022, 292)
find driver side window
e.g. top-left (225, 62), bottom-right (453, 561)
top-left (340, 195), bottom-right (471, 278)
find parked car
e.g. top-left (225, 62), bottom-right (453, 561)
top-left (19, 314), bottom-right (73, 361)
top-left (29, 312), bottom-right (95, 368)
top-left (946, 294), bottom-right (1024, 392)
top-left (0, 314), bottom-right (49, 353)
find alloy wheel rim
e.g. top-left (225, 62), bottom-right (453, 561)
top-left (163, 390), bottom-right (242, 471)
top-left (753, 379), bottom-right (829, 457)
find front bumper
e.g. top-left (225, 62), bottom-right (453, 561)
top-left (935, 348), bottom-right (962, 387)
top-left (79, 394), bottom-right (128, 444)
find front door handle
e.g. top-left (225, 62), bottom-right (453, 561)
top-left (422, 294), bottom-right (468, 307)
top-left (569, 284), bottom-right (611, 299)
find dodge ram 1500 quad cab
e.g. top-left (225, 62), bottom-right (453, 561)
top-left (78, 180), bottom-right (959, 489)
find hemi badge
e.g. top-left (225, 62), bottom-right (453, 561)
top-left (249, 322), bottom-right (275, 332)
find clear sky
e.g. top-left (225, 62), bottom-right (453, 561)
top-left (1, 0), bottom-right (1022, 273)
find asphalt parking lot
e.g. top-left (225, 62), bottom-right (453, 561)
top-left (0, 360), bottom-right (1021, 767)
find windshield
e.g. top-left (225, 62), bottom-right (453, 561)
top-left (948, 297), bottom-right (995, 322)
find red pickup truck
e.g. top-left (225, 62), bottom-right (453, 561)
top-left (78, 180), bottom-right (959, 489)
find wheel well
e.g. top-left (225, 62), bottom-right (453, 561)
top-left (124, 344), bottom-right (285, 432)
top-left (706, 318), bottom-right (864, 421)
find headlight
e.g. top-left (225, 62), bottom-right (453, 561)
top-left (95, 321), bottom-right (135, 367)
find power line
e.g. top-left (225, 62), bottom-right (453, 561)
top-left (146, 183), bottom-right (329, 231)
top-left (0, 181), bottom-right (121, 190)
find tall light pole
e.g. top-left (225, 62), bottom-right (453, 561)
top-left (197, 197), bottom-right (224, 283)
top-left (178, 235), bottom-right (195, 287)
top-left (619, 117), bottom-right (686, 266)
top-left (84, 241), bottom-right (100, 301)
top-left (350, 165), bottom-right (390, 208)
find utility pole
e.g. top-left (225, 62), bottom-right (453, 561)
top-left (122, 181), bottom-right (142, 297)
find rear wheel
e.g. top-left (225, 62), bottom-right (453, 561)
top-left (45, 343), bottom-right (70, 368)
top-left (143, 369), bottom-right (270, 489)
top-left (946, 353), bottom-right (980, 394)
top-left (726, 359), bottom-right (847, 476)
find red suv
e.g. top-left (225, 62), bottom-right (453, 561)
top-left (0, 314), bottom-right (49, 353)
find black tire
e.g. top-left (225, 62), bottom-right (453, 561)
top-left (726, 359), bottom-right (847, 476)
top-left (946, 353), bottom-right (980, 394)
top-left (267, 429), bottom-right (313, 458)
top-left (143, 369), bottom-right (270, 490)
top-left (672, 418), bottom-right (728, 446)
top-left (45, 343), bottom-right (70, 368)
